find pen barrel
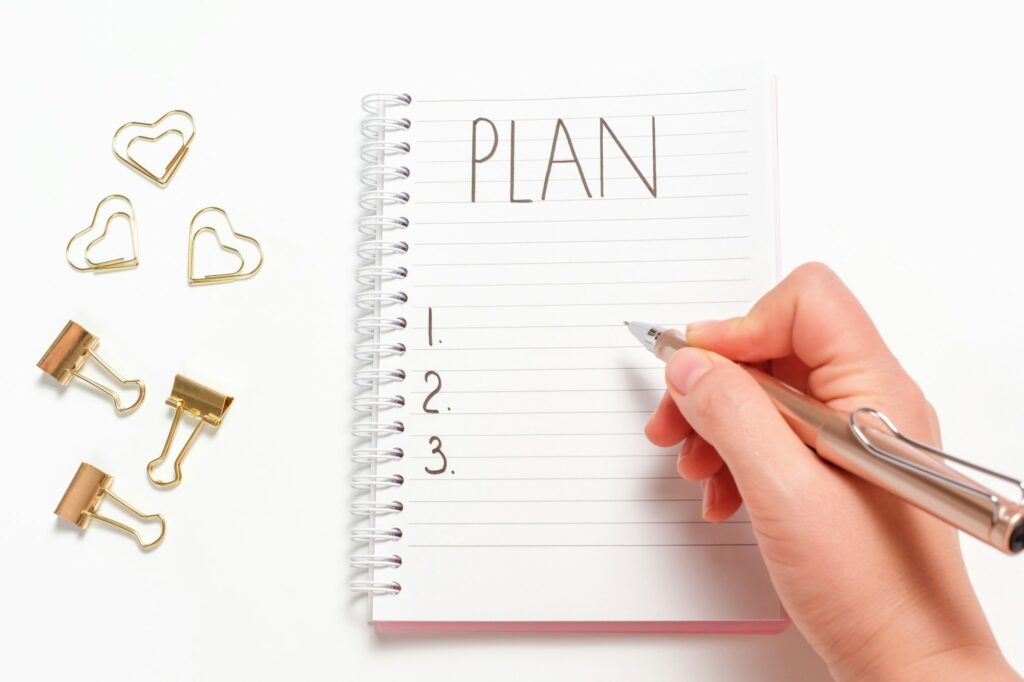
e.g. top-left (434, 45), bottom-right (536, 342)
top-left (748, 367), bottom-right (1023, 554)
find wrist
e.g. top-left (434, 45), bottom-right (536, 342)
top-left (832, 642), bottom-right (1018, 682)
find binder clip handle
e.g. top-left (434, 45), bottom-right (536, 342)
top-left (37, 321), bottom-right (145, 414)
top-left (147, 375), bottom-right (233, 489)
top-left (55, 463), bottom-right (165, 551)
top-left (72, 351), bottom-right (147, 414)
top-left (88, 487), bottom-right (167, 550)
top-left (147, 399), bottom-right (206, 488)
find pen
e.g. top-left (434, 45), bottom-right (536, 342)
top-left (626, 321), bottom-right (1024, 555)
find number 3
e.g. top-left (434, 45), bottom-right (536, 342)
top-left (425, 436), bottom-right (448, 475)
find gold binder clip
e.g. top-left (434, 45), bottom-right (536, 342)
top-left (65, 195), bottom-right (139, 272)
top-left (112, 110), bottom-right (195, 186)
top-left (55, 462), bottom-right (166, 550)
top-left (37, 321), bottom-right (145, 414)
top-left (148, 375), bottom-right (233, 488)
top-left (188, 207), bottom-right (264, 285)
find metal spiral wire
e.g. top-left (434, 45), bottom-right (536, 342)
top-left (352, 93), bottom-right (411, 597)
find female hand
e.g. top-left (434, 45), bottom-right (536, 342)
top-left (645, 263), bottom-right (1018, 681)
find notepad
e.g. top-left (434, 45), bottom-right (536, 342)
top-left (354, 65), bottom-right (784, 632)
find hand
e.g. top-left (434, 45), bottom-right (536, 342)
top-left (644, 263), bottom-right (1018, 681)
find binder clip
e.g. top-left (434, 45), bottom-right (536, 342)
top-left (55, 462), bottom-right (166, 550)
top-left (65, 194), bottom-right (139, 272)
top-left (112, 109), bottom-right (195, 186)
top-left (37, 321), bottom-right (145, 414)
top-left (188, 207), bottom-right (264, 285)
top-left (148, 375), bottom-right (233, 488)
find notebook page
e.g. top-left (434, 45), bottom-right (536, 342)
top-left (374, 66), bottom-right (781, 623)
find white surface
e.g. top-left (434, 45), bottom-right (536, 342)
top-left (0, 1), bottom-right (1021, 680)
top-left (374, 68), bottom-right (780, 624)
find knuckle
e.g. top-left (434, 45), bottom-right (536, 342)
top-left (791, 261), bottom-right (840, 289)
top-left (688, 365), bottom-right (758, 432)
top-left (924, 400), bottom-right (943, 443)
top-left (891, 372), bottom-right (929, 408)
top-left (866, 370), bottom-right (941, 442)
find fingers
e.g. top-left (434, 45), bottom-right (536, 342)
top-left (676, 435), bottom-right (724, 481)
top-left (644, 390), bottom-right (692, 446)
top-left (646, 399), bottom-right (731, 520)
top-left (665, 347), bottom-right (830, 503)
top-left (703, 465), bottom-right (742, 522)
top-left (685, 263), bottom-right (900, 402)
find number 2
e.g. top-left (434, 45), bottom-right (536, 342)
top-left (422, 370), bottom-right (442, 413)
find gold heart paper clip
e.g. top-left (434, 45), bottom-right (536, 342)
top-left (65, 195), bottom-right (139, 272)
top-left (112, 110), bottom-right (195, 186)
top-left (188, 207), bottom-right (264, 286)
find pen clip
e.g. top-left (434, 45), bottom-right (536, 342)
top-left (849, 407), bottom-right (1024, 523)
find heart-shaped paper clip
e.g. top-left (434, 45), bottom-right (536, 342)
top-left (188, 207), bottom-right (264, 286)
top-left (112, 110), bottom-right (195, 186)
top-left (66, 195), bottom-right (139, 272)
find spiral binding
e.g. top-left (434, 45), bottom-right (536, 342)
top-left (352, 93), bottom-right (411, 598)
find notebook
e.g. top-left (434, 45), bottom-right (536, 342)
top-left (353, 65), bottom-right (784, 633)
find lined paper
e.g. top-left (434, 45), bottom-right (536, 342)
top-left (374, 67), bottom-right (780, 623)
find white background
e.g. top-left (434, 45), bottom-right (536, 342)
top-left (0, 1), bottom-right (1021, 680)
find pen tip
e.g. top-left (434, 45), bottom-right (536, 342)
top-left (623, 321), bottom-right (629, 326)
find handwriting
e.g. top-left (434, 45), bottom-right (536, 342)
top-left (423, 370), bottom-right (442, 414)
top-left (424, 436), bottom-right (448, 475)
top-left (471, 116), bottom-right (657, 202)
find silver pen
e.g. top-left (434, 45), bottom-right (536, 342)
top-left (627, 321), bottom-right (1024, 555)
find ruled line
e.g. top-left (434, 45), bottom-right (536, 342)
top-left (413, 410), bottom-right (650, 415)
top-left (407, 388), bottom-right (663, 394)
top-left (417, 192), bottom-right (748, 205)
top-left (408, 521), bottom-right (752, 525)
top-left (407, 453), bottom-right (675, 459)
top-left (408, 476), bottom-right (680, 481)
top-left (415, 171), bottom-right (749, 184)
top-left (407, 498), bottom-right (701, 502)
top-left (412, 129), bottom-right (748, 144)
top-left (411, 299), bottom-right (750, 308)
top-left (418, 214), bottom-right (748, 225)
top-left (407, 345), bottom-right (638, 351)
top-left (403, 368), bottom-right (659, 374)
top-left (405, 368), bottom-right (659, 373)
top-left (416, 236), bottom-right (749, 247)
top-left (407, 543), bottom-right (757, 548)
top-left (415, 277), bottom-right (751, 288)
top-left (412, 257), bottom-right (751, 267)
top-left (415, 108), bottom-right (748, 123)
top-left (410, 322), bottom-right (691, 330)
top-left (416, 89), bottom-right (747, 103)
top-left (407, 432), bottom-right (644, 437)
top-left (417, 151), bottom-right (748, 164)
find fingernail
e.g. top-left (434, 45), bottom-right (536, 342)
top-left (702, 478), bottom-right (717, 519)
top-left (678, 437), bottom-right (695, 462)
top-left (683, 320), bottom-right (718, 340)
top-left (666, 349), bottom-right (712, 395)
top-left (677, 438), bottom-right (695, 477)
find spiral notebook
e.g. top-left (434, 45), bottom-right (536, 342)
top-left (354, 65), bottom-right (785, 633)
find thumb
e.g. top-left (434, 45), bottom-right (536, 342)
top-left (665, 347), bottom-right (831, 506)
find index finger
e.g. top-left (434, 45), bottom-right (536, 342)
top-left (685, 262), bottom-right (905, 402)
